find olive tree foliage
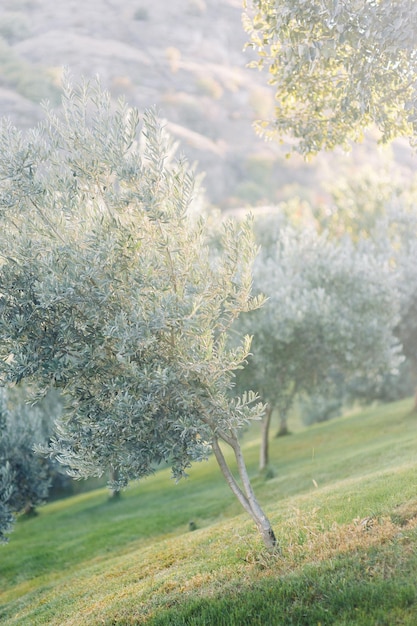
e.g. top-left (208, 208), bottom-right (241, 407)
top-left (0, 388), bottom-right (51, 543)
top-left (0, 79), bottom-right (278, 549)
top-left (370, 207), bottom-right (417, 407)
top-left (243, 0), bottom-right (417, 155)
top-left (0, 406), bottom-right (14, 543)
top-left (312, 168), bottom-right (417, 402)
top-left (394, 241), bottom-right (417, 408)
top-left (0, 459), bottom-right (14, 543)
top-left (318, 170), bottom-right (417, 406)
top-left (315, 167), bottom-right (413, 241)
top-left (236, 222), bottom-right (400, 468)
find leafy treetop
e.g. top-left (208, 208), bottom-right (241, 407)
top-left (236, 222), bottom-right (400, 435)
top-left (243, 0), bottom-right (417, 155)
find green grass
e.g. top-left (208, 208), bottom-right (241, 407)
top-left (1, 399), bottom-right (417, 625)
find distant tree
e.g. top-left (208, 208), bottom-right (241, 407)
top-left (395, 266), bottom-right (417, 408)
top-left (298, 389), bottom-right (344, 427)
top-left (0, 79), bottom-right (277, 549)
top-left (313, 170), bottom-right (417, 409)
top-left (0, 460), bottom-right (15, 544)
top-left (373, 209), bottom-right (417, 409)
top-left (0, 388), bottom-right (52, 542)
top-left (314, 167), bottom-right (409, 241)
top-left (323, 174), bottom-right (417, 409)
top-left (0, 426), bottom-right (14, 543)
top-left (243, 0), bottom-right (417, 155)
top-left (297, 360), bottom-right (414, 426)
top-left (236, 224), bottom-right (400, 469)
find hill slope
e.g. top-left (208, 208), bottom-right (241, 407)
top-left (1, 399), bottom-right (417, 624)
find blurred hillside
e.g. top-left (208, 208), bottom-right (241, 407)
top-left (0, 0), bottom-right (416, 209)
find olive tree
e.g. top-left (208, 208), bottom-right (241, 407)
top-left (319, 172), bottom-right (417, 408)
top-left (0, 403), bottom-right (14, 543)
top-left (0, 388), bottom-right (52, 542)
top-left (370, 207), bottom-right (417, 409)
top-left (0, 456), bottom-right (14, 543)
top-left (0, 79), bottom-right (277, 549)
top-left (243, 0), bottom-right (417, 155)
top-left (237, 224), bottom-right (400, 469)
top-left (394, 241), bottom-right (417, 409)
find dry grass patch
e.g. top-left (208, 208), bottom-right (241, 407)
top-left (242, 498), bottom-right (417, 575)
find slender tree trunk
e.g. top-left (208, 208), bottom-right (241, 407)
top-left (259, 404), bottom-right (272, 471)
top-left (276, 412), bottom-right (290, 437)
top-left (22, 503), bottom-right (37, 517)
top-left (109, 467), bottom-right (121, 499)
top-left (275, 385), bottom-right (298, 437)
top-left (212, 436), bottom-right (277, 551)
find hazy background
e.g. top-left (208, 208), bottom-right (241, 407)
top-left (1, 0), bottom-right (416, 210)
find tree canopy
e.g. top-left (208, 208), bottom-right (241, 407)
top-left (236, 222), bottom-right (400, 448)
top-left (369, 205), bottom-right (417, 406)
top-left (243, 0), bottom-right (417, 155)
top-left (0, 79), bottom-right (277, 548)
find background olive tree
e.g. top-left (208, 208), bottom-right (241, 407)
top-left (313, 170), bottom-right (417, 410)
top-left (369, 207), bottom-right (417, 410)
top-left (0, 79), bottom-right (279, 549)
top-left (0, 452), bottom-right (14, 543)
top-left (235, 221), bottom-right (400, 470)
top-left (0, 388), bottom-right (53, 542)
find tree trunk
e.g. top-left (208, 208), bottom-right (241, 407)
top-left (109, 467), bottom-right (121, 499)
top-left (212, 436), bottom-right (277, 551)
top-left (259, 404), bottom-right (272, 471)
top-left (22, 503), bottom-right (38, 517)
top-left (276, 413), bottom-right (290, 437)
top-left (275, 385), bottom-right (298, 437)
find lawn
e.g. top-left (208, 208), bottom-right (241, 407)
top-left (1, 398), bottom-right (417, 625)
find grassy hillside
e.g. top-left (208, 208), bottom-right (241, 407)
top-left (1, 399), bottom-right (417, 625)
